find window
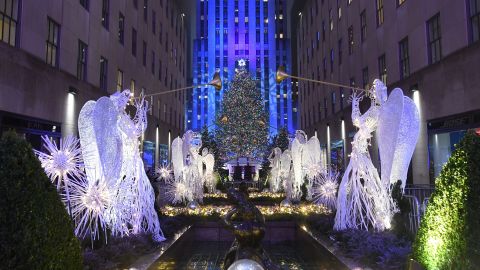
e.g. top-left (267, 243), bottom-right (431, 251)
top-left (338, 39), bottom-right (343, 65)
top-left (116, 69), bottom-right (123, 91)
top-left (378, 54), bottom-right (387, 84)
top-left (101, 0), bottom-right (109, 29)
top-left (132, 28), bottom-right (137, 56)
top-left (399, 37), bottom-right (410, 79)
top-left (331, 92), bottom-right (336, 114)
top-left (469, 0), bottom-right (480, 42)
top-left (398, 0), bottom-right (406, 6)
top-left (427, 13), bottom-right (442, 64)
top-left (329, 9), bottom-right (333, 31)
top-left (316, 31), bottom-right (320, 48)
top-left (142, 41), bottom-right (147, 66)
top-left (99, 57), bottom-right (108, 91)
top-left (118, 13), bottom-right (125, 44)
top-left (362, 67), bottom-right (369, 88)
top-left (80, 0), bottom-right (89, 10)
top-left (133, 0), bottom-right (138, 9)
top-left (46, 18), bottom-right (60, 67)
top-left (152, 10), bottom-right (156, 34)
top-left (324, 97), bottom-right (328, 118)
top-left (376, 0), bottom-right (384, 26)
top-left (151, 51), bottom-right (155, 74)
top-left (360, 10), bottom-right (367, 42)
top-left (159, 23), bottom-right (163, 44)
top-left (348, 26), bottom-right (354, 54)
top-left (77, 40), bottom-right (88, 80)
top-left (323, 57), bottom-right (327, 78)
top-left (330, 48), bottom-right (334, 73)
top-left (348, 0), bottom-right (353, 5)
top-left (143, 0), bottom-right (148, 22)
top-left (322, 20), bottom-right (326, 41)
top-left (0, 0), bottom-right (20, 46)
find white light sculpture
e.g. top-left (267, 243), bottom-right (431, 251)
top-left (34, 135), bottom-right (84, 216)
top-left (202, 148), bottom-right (216, 193)
top-left (156, 165), bottom-right (172, 181)
top-left (334, 80), bottom-right (418, 231)
top-left (169, 130), bottom-right (211, 205)
top-left (312, 168), bottom-right (339, 210)
top-left (291, 130), bottom-right (326, 201)
top-left (69, 176), bottom-right (111, 240)
top-left (279, 149), bottom-right (294, 201)
top-left (267, 147), bottom-right (282, 192)
top-left (78, 90), bottom-right (165, 242)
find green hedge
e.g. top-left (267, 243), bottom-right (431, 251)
top-left (413, 131), bottom-right (480, 269)
top-left (0, 132), bottom-right (82, 269)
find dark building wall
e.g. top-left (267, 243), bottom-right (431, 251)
top-left (293, 0), bottom-right (480, 184)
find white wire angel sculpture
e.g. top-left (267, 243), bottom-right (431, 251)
top-left (335, 81), bottom-right (396, 231)
top-left (335, 79), bottom-right (419, 231)
top-left (78, 90), bottom-right (165, 242)
top-left (267, 147), bottom-right (283, 192)
top-left (290, 130), bottom-right (326, 201)
top-left (170, 130), bottom-right (206, 204)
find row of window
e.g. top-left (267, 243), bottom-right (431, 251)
top-left (1, 0), bottom-right (185, 78)
top-left (300, 11), bottom-right (451, 87)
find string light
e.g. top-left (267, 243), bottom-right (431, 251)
top-left (160, 203), bottom-right (330, 217)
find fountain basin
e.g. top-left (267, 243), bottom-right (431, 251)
top-left (148, 221), bottom-right (349, 270)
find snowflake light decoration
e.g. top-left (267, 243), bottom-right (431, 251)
top-left (165, 181), bottom-right (192, 205)
top-left (313, 168), bottom-right (339, 210)
top-left (34, 135), bottom-right (84, 189)
top-left (69, 177), bottom-right (111, 240)
top-left (156, 165), bottom-right (172, 182)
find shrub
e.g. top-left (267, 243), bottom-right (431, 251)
top-left (0, 132), bottom-right (82, 269)
top-left (412, 131), bottom-right (480, 269)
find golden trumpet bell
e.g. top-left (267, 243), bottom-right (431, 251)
top-left (276, 66), bottom-right (289, 83)
top-left (208, 72), bottom-right (222, 90)
top-left (221, 115), bottom-right (228, 123)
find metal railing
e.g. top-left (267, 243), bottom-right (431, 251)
top-left (403, 184), bottom-right (435, 234)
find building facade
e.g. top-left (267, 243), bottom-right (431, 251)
top-left (0, 0), bottom-right (189, 168)
top-left (294, 0), bottom-right (480, 185)
top-left (187, 0), bottom-right (297, 135)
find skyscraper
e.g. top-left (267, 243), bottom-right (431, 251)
top-left (187, 0), bottom-right (297, 135)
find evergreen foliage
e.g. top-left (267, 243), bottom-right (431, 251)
top-left (199, 125), bottom-right (221, 170)
top-left (412, 131), bottom-right (480, 269)
top-left (275, 126), bottom-right (290, 151)
top-left (215, 66), bottom-right (269, 159)
top-left (0, 132), bottom-right (82, 269)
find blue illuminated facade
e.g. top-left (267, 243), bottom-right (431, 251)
top-left (186, 0), bottom-right (297, 135)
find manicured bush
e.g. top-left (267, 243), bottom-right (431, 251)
top-left (0, 132), bottom-right (82, 269)
top-left (413, 131), bottom-right (480, 269)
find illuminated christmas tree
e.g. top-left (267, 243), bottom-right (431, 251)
top-left (216, 60), bottom-right (269, 159)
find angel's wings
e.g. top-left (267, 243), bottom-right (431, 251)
top-left (171, 137), bottom-right (184, 182)
top-left (280, 150), bottom-right (292, 175)
top-left (92, 97), bottom-right (123, 186)
top-left (302, 136), bottom-right (323, 169)
top-left (291, 138), bottom-right (304, 186)
top-left (377, 88), bottom-right (420, 189)
top-left (204, 154), bottom-right (215, 175)
top-left (78, 100), bottom-right (100, 182)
